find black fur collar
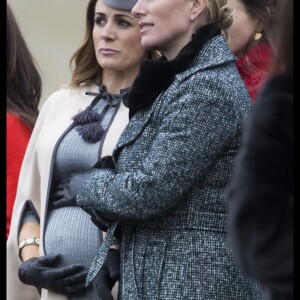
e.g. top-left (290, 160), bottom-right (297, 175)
top-left (123, 23), bottom-right (221, 118)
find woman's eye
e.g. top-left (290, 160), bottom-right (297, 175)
top-left (94, 17), bottom-right (106, 26)
top-left (117, 20), bottom-right (131, 28)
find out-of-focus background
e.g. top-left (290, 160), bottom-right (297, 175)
top-left (8, 0), bottom-right (88, 107)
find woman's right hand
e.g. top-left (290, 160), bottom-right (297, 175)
top-left (18, 253), bottom-right (88, 295)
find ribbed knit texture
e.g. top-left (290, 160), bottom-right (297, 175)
top-left (44, 96), bottom-right (120, 299)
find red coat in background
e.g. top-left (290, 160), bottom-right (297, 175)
top-left (6, 113), bottom-right (32, 239)
top-left (236, 42), bottom-right (273, 102)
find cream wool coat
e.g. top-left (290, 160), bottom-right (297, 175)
top-left (7, 84), bottom-right (128, 300)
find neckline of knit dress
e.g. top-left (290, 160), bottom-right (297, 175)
top-left (72, 84), bottom-right (130, 143)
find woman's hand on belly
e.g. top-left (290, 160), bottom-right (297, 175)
top-left (18, 253), bottom-right (88, 296)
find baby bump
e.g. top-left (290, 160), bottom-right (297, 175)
top-left (44, 206), bottom-right (102, 269)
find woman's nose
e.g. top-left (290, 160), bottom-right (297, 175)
top-left (131, 0), bottom-right (145, 18)
top-left (101, 23), bottom-right (115, 40)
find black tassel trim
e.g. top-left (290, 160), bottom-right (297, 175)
top-left (72, 101), bottom-right (105, 143)
top-left (71, 84), bottom-right (129, 143)
top-left (72, 106), bottom-right (102, 124)
top-left (75, 122), bottom-right (105, 143)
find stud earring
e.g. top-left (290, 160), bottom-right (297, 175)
top-left (254, 32), bottom-right (262, 41)
top-left (190, 16), bottom-right (194, 22)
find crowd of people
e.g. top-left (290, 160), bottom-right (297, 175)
top-left (7, 0), bottom-right (293, 299)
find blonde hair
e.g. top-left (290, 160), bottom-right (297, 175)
top-left (206, 0), bottom-right (233, 40)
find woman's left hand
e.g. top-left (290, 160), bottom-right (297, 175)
top-left (49, 169), bottom-right (98, 209)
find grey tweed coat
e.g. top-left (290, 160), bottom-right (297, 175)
top-left (77, 24), bottom-right (262, 300)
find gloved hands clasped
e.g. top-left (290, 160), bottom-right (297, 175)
top-left (50, 169), bottom-right (99, 209)
top-left (18, 253), bottom-right (87, 295)
top-left (95, 249), bottom-right (120, 300)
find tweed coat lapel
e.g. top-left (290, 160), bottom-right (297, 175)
top-left (114, 23), bottom-right (221, 155)
top-left (113, 99), bottom-right (159, 156)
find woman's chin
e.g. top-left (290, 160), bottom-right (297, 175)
top-left (141, 38), bottom-right (160, 52)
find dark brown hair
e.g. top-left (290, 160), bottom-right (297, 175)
top-left (271, 0), bottom-right (293, 75)
top-left (7, 4), bottom-right (42, 127)
top-left (239, 0), bottom-right (279, 53)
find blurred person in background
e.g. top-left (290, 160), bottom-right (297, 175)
top-left (7, 3), bottom-right (42, 240)
top-left (227, 0), bottom-right (293, 299)
top-left (226, 0), bottom-right (279, 101)
top-left (6, 0), bottom-right (159, 299)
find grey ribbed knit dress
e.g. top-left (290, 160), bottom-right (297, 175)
top-left (44, 88), bottom-right (126, 299)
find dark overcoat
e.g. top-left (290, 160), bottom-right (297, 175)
top-left (78, 24), bottom-right (262, 300)
top-left (227, 72), bottom-right (294, 299)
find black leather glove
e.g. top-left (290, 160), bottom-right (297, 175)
top-left (18, 254), bottom-right (88, 295)
top-left (90, 214), bottom-right (122, 245)
top-left (50, 169), bottom-right (99, 209)
top-left (93, 156), bottom-right (115, 169)
top-left (90, 212), bottom-right (112, 232)
top-left (95, 249), bottom-right (120, 300)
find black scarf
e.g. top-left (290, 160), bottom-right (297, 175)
top-left (123, 23), bottom-right (221, 118)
